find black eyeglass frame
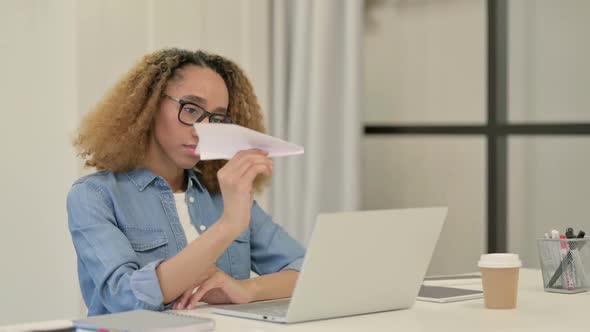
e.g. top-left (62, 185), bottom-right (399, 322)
top-left (163, 94), bottom-right (233, 125)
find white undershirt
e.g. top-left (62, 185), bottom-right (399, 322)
top-left (173, 192), bottom-right (200, 243)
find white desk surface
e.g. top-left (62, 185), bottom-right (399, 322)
top-left (175, 269), bottom-right (589, 332)
top-left (2, 269), bottom-right (588, 332)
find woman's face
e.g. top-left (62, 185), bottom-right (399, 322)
top-left (153, 65), bottom-right (229, 170)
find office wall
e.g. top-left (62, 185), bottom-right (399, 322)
top-left (363, 0), bottom-right (590, 274)
top-left (76, 0), bottom-right (271, 126)
top-left (508, 0), bottom-right (590, 268)
top-left (507, 0), bottom-right (590, 124)
top-left (0, 0), bottom-right (270, 325)
top-left (363, 0), bottom-right (487, 275)
top-left (0, 0), bottom-right (80, 325)
top-left (364, 0), bottom-right (486, 125)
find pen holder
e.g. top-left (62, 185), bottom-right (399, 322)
top-left (537, 238), bottom-right (590, 294)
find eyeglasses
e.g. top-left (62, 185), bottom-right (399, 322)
top-left (163, 94), bottom-right (233, 125)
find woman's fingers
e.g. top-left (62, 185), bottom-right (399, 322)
top-left (188, 277), bottom-right (220, 309)
top-left (216, 149), bottom-right (271, 230)
top-left (243, 162), bottom-right (273, 184)
top-left (234, 155), bottom-right (272, 179)
top-left (220, 150), bottom-right (268, 175)
top-left (217, 151), bottom-right (270, 191)
top-left (174, 287), bottom-right (195, 310)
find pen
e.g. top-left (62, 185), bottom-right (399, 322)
top-left (559, 235), bottom-right (575, 290)
top-left (565, 228), bottom-right (579, 287)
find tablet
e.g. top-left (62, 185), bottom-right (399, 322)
top-left (417, 285), bottom-right (483, 303)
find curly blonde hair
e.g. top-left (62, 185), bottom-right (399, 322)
top-left (74, 48), bottom-right (268, 193)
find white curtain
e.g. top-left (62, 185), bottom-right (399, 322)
top-left (270, 0), bottom-right (363, 244)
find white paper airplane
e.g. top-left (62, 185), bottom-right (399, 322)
top-left (195, 123), bottom-right (304, 160)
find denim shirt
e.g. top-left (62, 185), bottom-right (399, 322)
top-left (66, 168), bottom-right (305, 316)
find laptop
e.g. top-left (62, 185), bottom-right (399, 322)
top-left (213, 207), bottom-right (448, 324)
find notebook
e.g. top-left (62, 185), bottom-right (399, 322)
top-left (73, 310), bottom-right (214, 332)
top-left (417, 285), bottom-right (483, 303)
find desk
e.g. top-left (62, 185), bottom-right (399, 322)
top-left (2, 269), bottom-right (588, 332)
top-left (175, 269), bottom-right (589, 332)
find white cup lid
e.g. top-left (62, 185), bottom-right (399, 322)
top-left (478, 253), bottom-right (522, 268)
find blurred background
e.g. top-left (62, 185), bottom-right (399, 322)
top-left (1, 0), bottom-right (589, 325)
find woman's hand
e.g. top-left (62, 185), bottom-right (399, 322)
top-left (172, 265), bottom-right (218, 309)
top-left (217, 149), bottom-right (272, 233)
top-left (173, 268), bottom-right (255, 310)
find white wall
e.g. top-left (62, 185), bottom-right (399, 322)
top-left (0, 0), bottom-right (80, 325)
top-left (76, 0), bottom-right (271, 124)
top-left (0, 0), bottom-right (270, 325)
top-left (508, 0), bottom-right (590, 123)
top-left (363, 0), bottom-right (590, 274)
top-left (364, 0), bottom-right (485, 125)
top-left (508, 0), bottom-right (590, 267)
top-left (363, 0), bottom-right (487, 275)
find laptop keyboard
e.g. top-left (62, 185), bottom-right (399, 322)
top-left (224, 299), bottom-right (291, 317)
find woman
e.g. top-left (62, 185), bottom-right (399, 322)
top-left (67, 48), bottom-right (305, 316)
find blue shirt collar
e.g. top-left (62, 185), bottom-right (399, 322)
top-left (187, 169), bottom-right (206, 192)
top-left (126, 168), bottom-right (206, 192)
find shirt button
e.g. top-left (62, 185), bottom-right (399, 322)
top-left (189, 196), bottom-right (195, 203)
top-left (199, 225), bottom-right (206, 231)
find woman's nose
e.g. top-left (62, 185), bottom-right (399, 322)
top-left (192, 119), bottom-right (209, 137)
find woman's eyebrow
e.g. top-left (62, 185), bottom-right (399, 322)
top-left (181, 95), bottom-right (207, 105)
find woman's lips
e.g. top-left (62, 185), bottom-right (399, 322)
top-left (183, 144), bottom-right (198, 156)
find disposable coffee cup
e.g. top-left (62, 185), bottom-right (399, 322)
top-left (477, 253), bottom-right (522, 309)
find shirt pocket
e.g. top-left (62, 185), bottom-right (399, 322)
top-left (120, 226), bottom-right (169, 267)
